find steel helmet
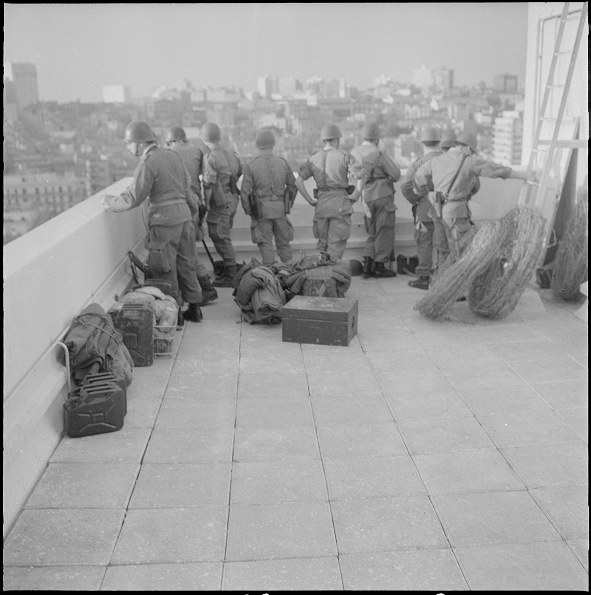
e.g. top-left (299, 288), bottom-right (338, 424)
top-left (420, 127), bottom-right (441, 143)
top-left (201, 122), bottom-right (221, 143)
top-left (124, 121), bottom-right (156, 143)
top-left (320, 124), bottom-right (342, 141)
top-left (349, 259), bottom-right (363, 276)
top-left (361, 122), bottom-right (381, 140)
top-left (440, 130), bottom-right (457, 149)
top-left (456, 131), bottom-right (478, 153)
top-left (255, 129), bottom-right (276, 149)
top-left (165, 125), bottom-right (187, 143)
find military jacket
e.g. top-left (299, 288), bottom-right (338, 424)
top-left (350, 142), bottom-right (401, 203)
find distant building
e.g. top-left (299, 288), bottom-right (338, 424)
top-left (278, 77), bottom-right (302, 97)
top-left (102, 85), bottom-right (131, 104)
top-left (412, 65), bottom-right (433, 89)
top-left (493, 73), bottom-right (519, 94)
top-left (493, 110), bottom-right (523, 166)
top-left (3, 61), bottom-right (39, 110)
top-left (432, 66), bottom-right (454, 91)
top-left (258, 74), bottom-right (279, 99)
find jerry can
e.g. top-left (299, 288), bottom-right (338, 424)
top-left (83, 371), bottom-right (127, 415)
top-left (113, 303), bottom-right (154, 367)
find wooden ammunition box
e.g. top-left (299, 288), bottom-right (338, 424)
top-left (282, 296), bottom-right (358, 347)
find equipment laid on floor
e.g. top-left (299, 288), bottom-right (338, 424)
top-left (83, 371), bottom-right (128, 416)
top-left (282, 296), bottom-right (358, 347)
top-left (64, 380), bottom-right (125, 438)
top-left (112, 304), bottom-right (154, 367)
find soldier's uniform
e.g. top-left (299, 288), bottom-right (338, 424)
top-left (298, 147), bottom-right (359, 259)
top-left (351, 142), bottom-right (401, 266)
top-left (240, 139), bottom-right (297, 266)
top-left (107, 143), bottom-right (202, 308)
top-left (202, 144), bottom-right (242, 272)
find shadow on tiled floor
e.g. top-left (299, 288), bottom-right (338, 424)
top-left (3, 277), bottom-right (588, 591)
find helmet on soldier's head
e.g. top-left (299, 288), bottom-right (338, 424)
top-left (361, 122), bottom-right (381, 140)
top-left (456, 131), bottom-right (478, 153)
top-left (420, 127), bottom-right (441, 143)
top-left (201, 122), bottom-right (221, 143)
top-left (124, 121), bottom-right (156, 143)
top-left (440, 130), bottom-right (457, 149)
top-left (165, 126), bottom-right (187, 143)
top-left (320, 124), bottom-right (342, 141)
top-left (255, 129), bottom-right (276, 149)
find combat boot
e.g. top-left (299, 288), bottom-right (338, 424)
top-left (197, 275), bottom-right (219, 305)
top-left (177, 308), bottom-right (184, 329)
top-left (183, 303), bottom-right (203, 322)
top-left (213, 265), bottom-right (237, 288)
top-left (362, 257), bottom-right (374, 279)
top-left (408, 276), bottom-right (430, 290)
top-left (373, 261), bottom-right (396, 278)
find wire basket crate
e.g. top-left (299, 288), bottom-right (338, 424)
top-left (153, 325), bottom-right (176, 357)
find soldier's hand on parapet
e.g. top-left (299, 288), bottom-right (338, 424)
top-left (100, 195), bottom-right (116, 208)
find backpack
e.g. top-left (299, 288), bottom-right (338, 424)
top-left (60, 303), bottom-right (134, 388)
top-left (285, 253), bottom-right (352, 298)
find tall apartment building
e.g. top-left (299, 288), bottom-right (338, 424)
top-left (493, 110), bottom-right (523, 166)
top-left (493, 73), bottom-right (519, 94)
top-left (258, 74), bottom-right (279, 98)
top-left (432, 66), bottom-right (454, 91)
top-left (3, 61), bottom-right (39, 110)
top-left (102, 85), bottom-right (131, 103)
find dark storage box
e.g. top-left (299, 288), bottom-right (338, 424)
top-left (113, 304), bottom-right (154, 367)
top-left (282, 296), bottom-right (358, 347)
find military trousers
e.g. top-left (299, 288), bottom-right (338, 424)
top-left (149, 221), bottom-right (202, 307)
top-left (207, 212), bottom-right (236, 268)
top-left (413, 220), bottom-right (434, 277)
top-left (433, 216), bottom-right (472, 268)
top-left (363, 195), bottom-right (396, 263)
top-left (313, 215), bottom-right (352, 260)
top-left (251, 216), bottom-right (294, 267)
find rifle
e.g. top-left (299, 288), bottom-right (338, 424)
top-left (201, 238), bottom-right (226, 278)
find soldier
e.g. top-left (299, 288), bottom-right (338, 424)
top-left (295, 124), bottom-right (361, 260)
top-left (165, 125), bottom-right (218, 306)
top-left (413, 131), bottom-right (534, 259)
top-left (400, 127), bottom-right (442, 290)
top-left (439, 130), bottom-right (457, 152)
top-left (100, 120), bottom-right (203, 325)
top-left (351, 122), bottom-right (401, 278)
top-left (239, 129), bottom-right (297, 266)
top-left (201, 122), bottom-right (243, 287)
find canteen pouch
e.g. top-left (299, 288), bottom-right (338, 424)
top-left (148, 240), bottom-right (171, 274)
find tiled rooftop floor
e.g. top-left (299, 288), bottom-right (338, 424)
top-left (3, 276), bottom-right (589, 591)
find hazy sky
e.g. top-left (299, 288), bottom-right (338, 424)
top-left (5, 3), bottom-right (529, 103)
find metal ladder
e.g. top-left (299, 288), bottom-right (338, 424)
top-left (519, 1), bottom-right (587, 261)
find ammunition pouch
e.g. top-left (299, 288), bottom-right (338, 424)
top-left (148, 240), bottom-right (172, 274)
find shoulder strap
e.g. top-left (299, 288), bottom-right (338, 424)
top-left (446, 154), bottom-right (467, 197)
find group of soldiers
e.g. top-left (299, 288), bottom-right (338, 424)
top-left (101, 119), bottom-right (532, 325)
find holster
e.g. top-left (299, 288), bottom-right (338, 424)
top-left (428, 191), bottom-right (445, 219)
top-left (248, 193), bottom-right (261, 219)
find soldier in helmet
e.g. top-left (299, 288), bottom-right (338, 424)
top-left (100, 120), bottom-right (203, 325)
top-left (350, 122), bottom-right (401, 278)
top-left (413, 130), bottom-right (535, 260)
top-left (295, 124), bottom-right (361, 260)
top-left (240, 129), bottom-right (297, 266)
top-left (400, 127), bottom-right (443, 290)
top-left (201, 122), bottom-right (243, 287)
top-left (164, 125), bottom-right (218, 306)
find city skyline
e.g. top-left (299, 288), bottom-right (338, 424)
top-left (5, 3), bottom-right (528, 103)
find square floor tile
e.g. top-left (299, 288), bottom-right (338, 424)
top-left (477, 408), bottom-right (581, 448)
top-left (531, 379), bottom-right (589, 409)
top-left (444, 365), bottom-right (525, 390)
top-left (413, 449), bottom-right (526, 495)
top-left (470, 324), bottom-right (544, 343)
top-left (143, 427), bottom-right (234, 463)
top-left (316, 422), bottom-right (407, 459)
top-left (431, 491), bottom-right (561, 547)
top-left (233, 426), bottom-right (320, 462)
top-left (311, 395), bottom-right (393, 425)
top-left (236, 397), bottom-right (314, 427)
top-left (567, 538), bottom-right (589, 572)
top-left (155, 398), bottom-right (236, 428)
top-left (2, 566), bottom-right (106, 591)
top-left (307, 373), bottom-right (383, 397)
top-left (331, 496), bottom-right (448, 554)
top-left (488, 339), bottom-right (569, 363)
top-left (222, 557), bottom-right (343, 591)
top-left (165, 372), bottom-right (238, 399)
top-left (383, 387), bottom-right (472, 420)
top-left (457, 384), bottom-right (551, 415)
top-left (111, 507), bottom-right (228, 564)
top-left (3, 509), bottom-right (124, 566)
top-left (509, 357), bottom-right (587, 383)
top-left (123, 398), bottom-right (162, 428)
top-left (101, 562), bottom-right (222, 590)
top-left (324, 455), bottom-right (426, 500)
top-left (25, 463), bottom-right (139, 509)
top-left (50, 428), bottom-right (151, 464)
top-left (230, 460), bottom-right (327, 504)
top-left (500, 442), bottom-right (588, 489)
top-left (173, 353), bottom-right (239, 374)
top-left (396, 416), bottom-right (494, 455)
top-left (454, 541), bottom-right (589, 590)
top-left (129, 463), bottom-right (231, 508)
top-left (339, 549), bottom-right (468, 591)
top-left (556, 407), bottom-right (588, 441)
top-left (225, 502), bottom-right (337, 561)
top-left (376, 369), bottom-right (456, 394)
top-left (529, 486), bottom-right (589, 540)
top-left (238, 371), bottom-right (310, 398)
top-left (127, 372), bottom-right (169, 400)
